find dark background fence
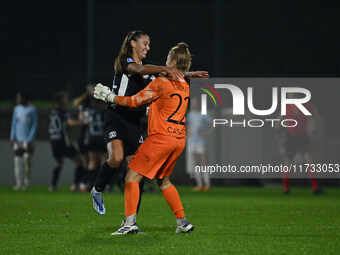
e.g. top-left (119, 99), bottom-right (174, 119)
top-left (1, 0), bottom-right (339, 101)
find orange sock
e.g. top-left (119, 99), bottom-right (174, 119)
top-left (125, 182), bottom-right (140, 217)
top-left (161, 185), bottom-right (185, 219)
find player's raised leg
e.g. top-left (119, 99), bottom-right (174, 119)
top-left (91, 140), bottom-right (123, 214)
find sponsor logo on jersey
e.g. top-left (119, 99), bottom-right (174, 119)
top-left (127, 58), bottom-right (134, 63)
top-left (139, 135), bottom-right (144, 143)
top-left (109, 131), bottom-right (117, 139)
top-left (143, 75), bottom-right (149, 79)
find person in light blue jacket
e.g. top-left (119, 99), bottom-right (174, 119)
top-left (10, 91), bottom-right (38, 190)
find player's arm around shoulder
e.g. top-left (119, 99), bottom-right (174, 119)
top-left (117, 78), bottom-right (167, 108)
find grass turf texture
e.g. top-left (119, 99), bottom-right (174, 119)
top-left (1, 186), bottom-right (340, 255)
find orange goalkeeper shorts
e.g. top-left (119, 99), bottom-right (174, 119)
top-left (128, 134), bottom-right (186, 179)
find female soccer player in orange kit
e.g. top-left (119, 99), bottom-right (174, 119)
top-left (94, 42), bottom-right (194, 234)
top-left (90, 31), bottom-right (207, 215)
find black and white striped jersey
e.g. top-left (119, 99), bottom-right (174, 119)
top-left (110, 56), bottom-right (157, 120)
top-left (48, 109), bottom-right (70, 145)
top-left (87, 107), bottom-right (105, 138)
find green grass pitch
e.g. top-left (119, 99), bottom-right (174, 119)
top-left (1, 186), bottom-right (340, 254)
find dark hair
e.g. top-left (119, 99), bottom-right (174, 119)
top-left (169, 42), bottom-right (192, 72)
top-left (114, 30), bottom-right (148, 73)
top-left (17, 91), bottom-right (31, 101)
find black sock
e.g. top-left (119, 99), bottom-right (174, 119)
top-left (94, 162), bottom-right (115, 192)
top-left (95, 168), bottom-right (100, 179)
top-left (74, 165), bottom-right (83, 185)
top-left (52, 167), bottom-right (61, 186)
top-left (137, 180), bottom-right (144, 213)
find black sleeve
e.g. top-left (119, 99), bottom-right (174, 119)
top-left (121, 56), bottom-right (135, 73)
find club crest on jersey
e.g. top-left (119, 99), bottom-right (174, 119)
top-left (109, 131), bottom-right (117, 139)
top-left (127, 58), bottom-right (134, 63)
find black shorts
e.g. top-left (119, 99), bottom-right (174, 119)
top-left (51, 141), bottom-right (78, 159)
top-left (285, 133), bottom-right (312, 159)
top-left (88, 136), bottom-right (107, 152)
top-left (13, 141), bottom-right (34, 154)
top-left (103, 109), bottom-right (144, 157)
top-left (78, 137), bottom-right (89, 154)
top-left (78, 127), bottom-right (90, 154)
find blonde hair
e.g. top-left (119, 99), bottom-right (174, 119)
top-left (114, 30), bottom-right (148, 73)
top-left (169, 42), bottom-right (192, 72)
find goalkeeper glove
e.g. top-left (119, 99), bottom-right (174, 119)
top-left (94, 83), bottom-right (117, 103)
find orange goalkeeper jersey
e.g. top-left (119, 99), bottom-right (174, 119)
top-left (117, 77), bottom-right (189, 139)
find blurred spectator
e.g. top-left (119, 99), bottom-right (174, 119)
top-left (186, 97), bottom-right (213, 191)
top-left (10, 91), bottom-right (38, 190)
top-left (276, 93), bottom-right (324, 195)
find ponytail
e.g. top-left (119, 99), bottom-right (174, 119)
top-left (114, 30), bottom-right (148, 73)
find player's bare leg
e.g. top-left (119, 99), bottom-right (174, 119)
top-left (91, 141), bottom-right (145, 215)
top-left (91, 140), bottom-right (124, 215)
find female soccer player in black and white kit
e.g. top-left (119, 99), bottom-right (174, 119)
top-left (91, 30), bottom-right (208, 215)
top-left (74, 85), bottom-right (94, 192)
top-left (49, 91), bottom-right (87, 192)
top-left (86, 97), bottom-right (107, 189)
